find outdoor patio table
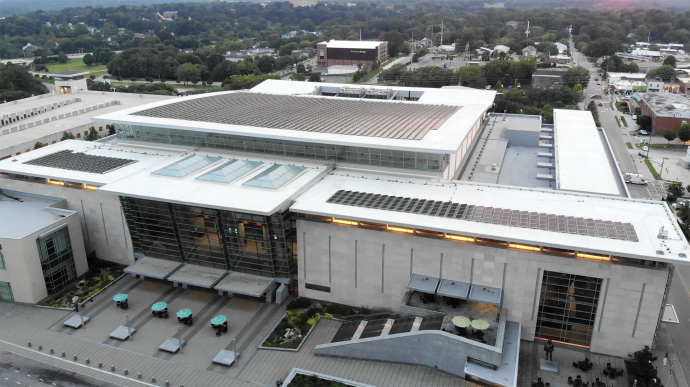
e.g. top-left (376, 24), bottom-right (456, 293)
top-left (470, 319), bottom-right (490, 330)
top-left (596, 382), bottom-right (606, 387)
top-left (113, 293), bottom-right (128, 308)
top-left (451, 316), bottom-right (471, 328)
top-left (177, 308), bottom-right (193, 319)
top-left (151, 302), bottom-right (167, 311)
top-left (210, 315), bottom-right (227, 325)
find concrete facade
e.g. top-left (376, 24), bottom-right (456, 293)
top-left (0, 198), bottom-right (88, 303)
top-left (0, 176), bottom-right (134, 266)
top-left (297, 219), bottom-right (671, 357)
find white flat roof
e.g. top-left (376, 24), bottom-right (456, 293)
top-left (0, 190), bottom-right (77, 239)
top-left (0, 91), bottom-right (173, 154)
top-left (0, 140), bottom-right (184, 186)
top-left (97, 146), bottom-right (332, 215)
top-left (290, 171), bottom-right (690, 264)
top-left (322, 40), bottom-right (386, 49)
top-left (553, 110), bottom-right (621, 196)
top-left (93, 80), bottom-right (495, 154)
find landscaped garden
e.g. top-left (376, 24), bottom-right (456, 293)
top-left (43, 259), bottom-right (125, 308)
top-left (261, 298), bottom-right (367, 349)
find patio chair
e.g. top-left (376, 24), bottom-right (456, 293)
top-left (120, 300), bottom-right (128, 310)
top-left (573, 362), bottom-right (579, 368)
top-left (538, 378), bottom-right (542, 383)
top-left (531, 382), bottom-right (537, 387)
top-left (568, 376), bottom-right (574, 385)
top-left (617, 370), bottom-right (624, 377)
top-left (603, 369), bottom-right (609, 376)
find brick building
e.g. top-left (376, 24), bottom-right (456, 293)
top-left (637, 92), bottom-right (690, 135)
top-left (316, 40), bottom-right (388, 67)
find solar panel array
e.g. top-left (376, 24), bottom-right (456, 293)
top-left (242, 164), bottom-right (306, 189)
top-left (132, 93), bottom-right (460, 140)
top-left (196, 159), bottom-right (263, 184)
top-left (152, 154), bottom-right (221, 178)
top-left (23, 149), bottom-right (137, 174)
top-left (326, 190), bottom-right (638, 242)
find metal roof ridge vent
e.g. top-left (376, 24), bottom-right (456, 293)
top-left (657, 226), bottom-right (668, 239)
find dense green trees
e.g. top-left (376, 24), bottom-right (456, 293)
top-left (564, 66), bottom-right (590, 88)
top-left (600, 56), bottom-right (639, 73)
top-left (648, 65), bottom-right (677, 81)
top-left (0, 62), bottom-right (48, 102)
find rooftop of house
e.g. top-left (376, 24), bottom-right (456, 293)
top-left (0, 190), bottom-right (77, 239)
top-left (638, 92), bottom-right (690, 118)
top-left (291, 170), bottom-right (688, 265)
top-left (93, 80), bottom-right (496, 155)
top-left (0, 91), bottom-right (174, 157)
top-left (319, 40), bottom-right (386, 49)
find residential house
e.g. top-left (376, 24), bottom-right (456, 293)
top-left (522, 46), bottom-right (537, 58)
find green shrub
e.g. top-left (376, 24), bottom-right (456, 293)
top-left (323, 303), bottom-right (353, 316)
top-left (287, 298), bottom-right (311, 310)
top-left (307, 313), bottom-right (321, 326)
top-left (286, 310), bottom-right (303, 325)
top-left (107, 275), bottom-right (115, 281)
top-left (324, 313), bottom-right (334, 319)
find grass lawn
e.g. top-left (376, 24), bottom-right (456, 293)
top-left (347, 58), bottom-right (397, 84)
top-left (620, 116), bottom-right (628, 127)
top-left (640, 155), bottom-right (661, 180)
top-left (626, 142), bottom-right (633, 149)
top-left (44, 58), bottom-right (108, 75)
top-left (649, 143), bottom-right (687, 149)
top-left (610, 101), bottom-right (615, 111)
top-left (615, 116), bottom-right (621, 127)
top-left (615, 101), bottom-right (629, 112)
top-left (109, 82), bottom-right (217, 90)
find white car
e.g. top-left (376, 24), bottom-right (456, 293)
top-left (639, 130), bottom-right (649, 135)
top-left (642, 146), bottom-right (649, 151)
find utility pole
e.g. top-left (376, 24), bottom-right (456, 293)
top-left (440, 20), bottom-right (444, 47)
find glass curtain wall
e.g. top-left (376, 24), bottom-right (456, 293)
top-left (536, 271), bottom-right (602, 347)
top-left (172, 204), bottom-right (227, 269)
top-left (120, 197), bottom-right (183, 261)
top-left (120, 196), bottom-right (296, 278)
top-left (36, 225), bottom-right (77, 295)
top-left (0, 281), bottom-right (13, 301)
top-left (116, 124), bottom-right (447, 172)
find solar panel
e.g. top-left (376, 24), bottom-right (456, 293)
top-left (152, 154), bottom-right (221, 178)
top-left (195, 159), bottom-right (263, 184)
top-left (132, 93), bottom-right (461, 140)
top-left (242, 163), bottom-right (306, 189)
top-left (324, 190), bottom-right (639, 242)
top-left (23, 150), bottom-right (137, 174)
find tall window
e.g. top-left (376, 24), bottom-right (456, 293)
top-left (0, 247), bottom-right (5, 269)
top-left (0, 281), bottom-right (13, 301)
top-left (36, 225), bottom-right (77, 295)
top-left (536, 271), bottom-right (602, 347)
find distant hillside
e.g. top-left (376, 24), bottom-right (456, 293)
top-left (0, 0), bottom-right (217, 16)
top-left (2, 0), bottom-right (690, 16)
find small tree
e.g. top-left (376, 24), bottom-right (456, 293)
top-left (57, 52), bottom-right (68, 64)
top-left (308, 73), bottom-right (322, 82)
top-left (83, 53), bottom-right (94, 66)
top-left (495, 80), bottom-right (502, 89)
top-left (679, 123), bottom-right (690, 144)
top-left (130, 77), bottom-right (137, 82)
top-left (291, 73), bottom-right (306, 81)
top-left (667, 182), bottom-right (684, 202)
top-left (663, 129), bottom-right (677, 144)
top-left (663, 55), bottom-right (677, 68)
top-left (60, 131), bottom-right (76, 141)
top-left (636, 115), bottom-right (652, 130)
top-left (34, 141), bottom-right (45, 149)
top-left (107, 124), bottom-right (116, 136)
top-left (145, 76), bottom-right (153, 83)
top-left (296, 63), bottom-right (306, 73)
top-left (89, 74), bottom-right (95, 80)
top-left (686, 185), bottom-right (690, 195)
top-left (84, 126), bottom-right (100, 141)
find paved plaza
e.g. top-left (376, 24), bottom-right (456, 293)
top-left (0, 276), bottom-right (472, 387)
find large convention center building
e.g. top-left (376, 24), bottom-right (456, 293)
top-left (0, 80), bottom-right (686, 382)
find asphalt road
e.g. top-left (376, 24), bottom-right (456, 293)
top-left (0, 351), bottom-right (120, 387)
top-left (571, 40), bottom-right (687, 380)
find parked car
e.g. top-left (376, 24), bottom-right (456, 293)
top-left (642, 146), bottom-right (649, 151)
top-left (639, 130), bottom-right (649, 135)
top-left (594, 78), bottom-right (599, 81)
top-left (598, 102), bottom-right (603, 106)
top-left (632, 115), bottom-right (637, 120)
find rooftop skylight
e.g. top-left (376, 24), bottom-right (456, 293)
top-left (242, 164), bottom-right (306, 189)
top-left (195, 159), bottom-right (263, 184)
top-left (152, 154), bottom-right (221, 178)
